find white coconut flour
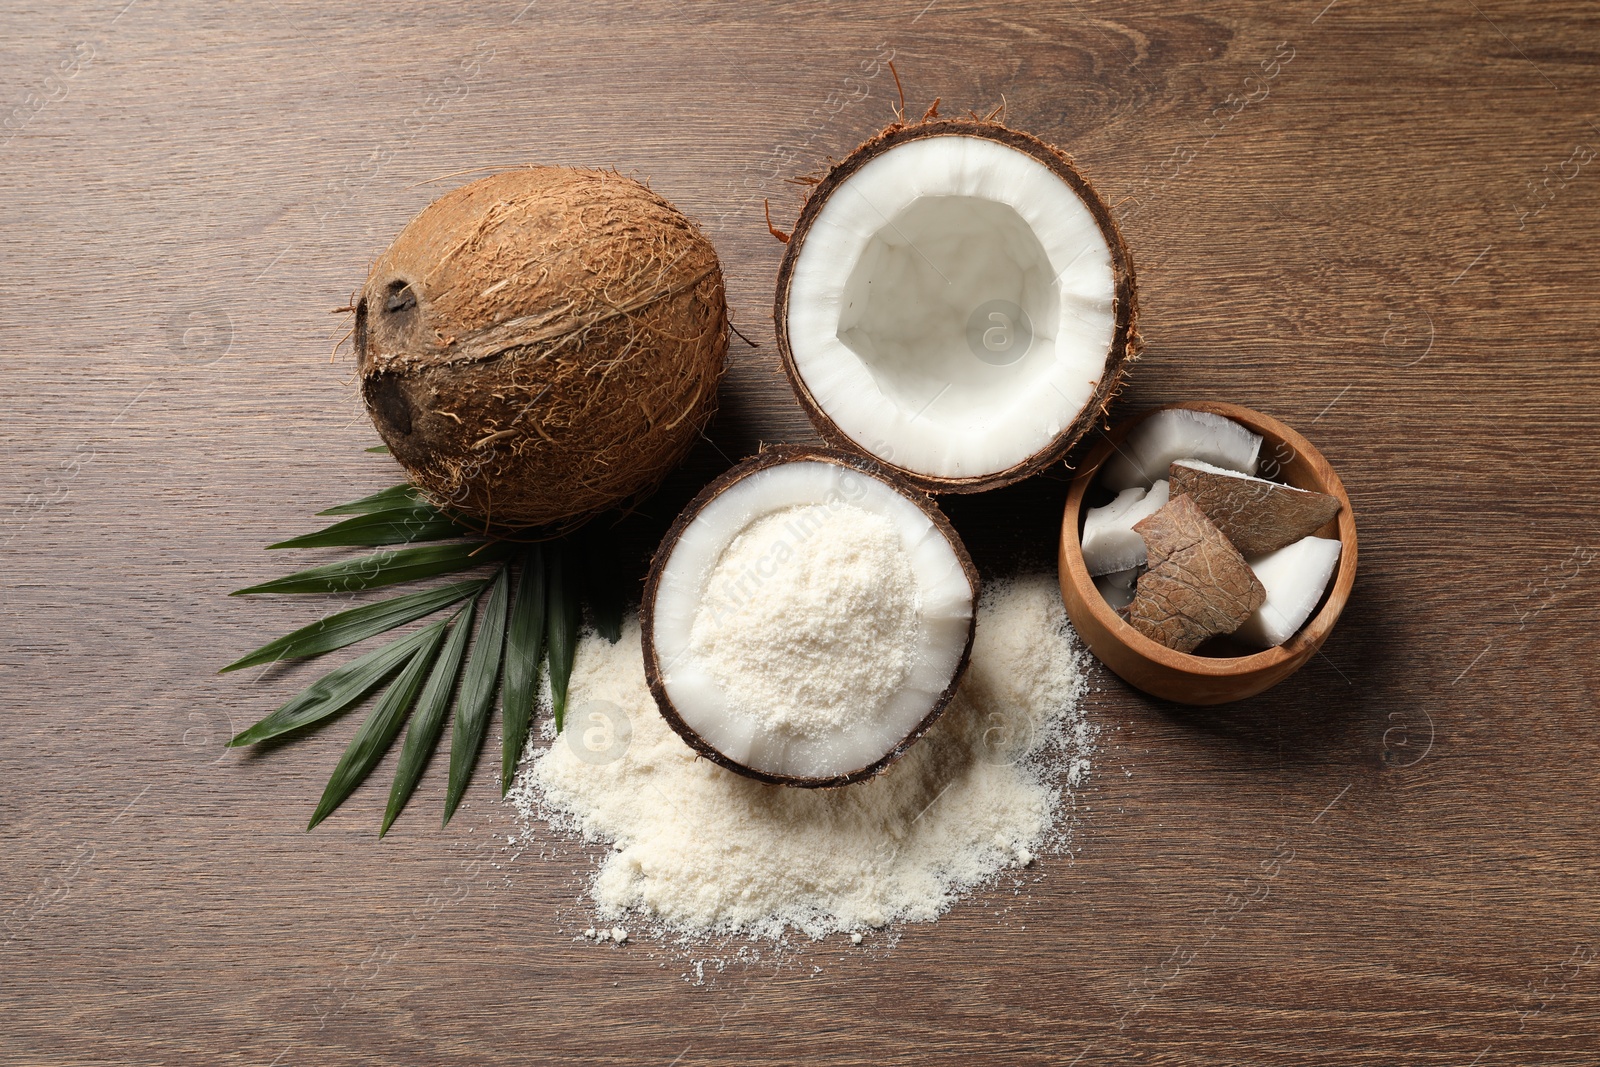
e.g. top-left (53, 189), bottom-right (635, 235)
top-left (510, 573), bottom-right (1092, 943)
top-left (686, 503), bottom-right (919, 740)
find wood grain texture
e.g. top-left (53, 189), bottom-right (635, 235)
top-left (3, 1), bottom-right (1599, 1064)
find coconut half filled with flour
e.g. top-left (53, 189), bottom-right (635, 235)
top-left (642, 448), bottom-right (978, 787)
top-left (776, 120), bottom-right (1139, 493)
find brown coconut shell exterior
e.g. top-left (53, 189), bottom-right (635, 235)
top-left (640, 446), bottom-right (980, 788)
top-left (773, 119), bottom-right (1140, 495)
top-left (356, 167), bottom-right (728, 529)
top-left (1167, 460), bottom-right (1343, 557)
top-left (1126, 492), bottom-right (1268, 654)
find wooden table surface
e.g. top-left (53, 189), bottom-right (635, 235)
top-left (5, 1), bottom-right (1599, 1063)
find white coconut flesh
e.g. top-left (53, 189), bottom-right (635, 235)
top-left (649, 459), bottom-right (974, 781)
top-left (1094, 567), bottom-right (1142, 612)
top-left (1236, 535), bottom-right (1343, 648)
top-left (785, 134), bottom-right (1119, 483)
top-left (1081, 478), bottom-right (1170, 576)
top-left (1100, 409), bottom-right (1263, 492)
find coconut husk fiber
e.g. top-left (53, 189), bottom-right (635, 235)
top-left (356, 167), bottom-right (728, 529)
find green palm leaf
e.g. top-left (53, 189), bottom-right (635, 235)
top-left (307, 619), bottom-right (448, 830)
top-left (232, 540), bottom-right (511, 596)
top-left (319, 482), bottom-right (420, 516)
top-left (546, 543), bottom-right (582, 732)
top-left (223, 450), bottom-right (648, 832)
top-left (500, 546), bottom-right (546, 794)
top-left (443, 565), bottom-right (510, 825)
top-left (382, 600), bottom-right (476, 837)
top-left (220, 579), bottom-right (483, 673)
top-left (268, 506), bottom-right (468, 550)
top-left (228, 624), bottom-right (440, 747)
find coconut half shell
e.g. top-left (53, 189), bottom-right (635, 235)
top-left (641, 446), bottom-right (979, 788)
top-left (775, 119), bottom-right (1139, 495)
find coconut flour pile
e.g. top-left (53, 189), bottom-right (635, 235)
top-left (510, 573), bottom-right (1093, 943)
top-left (686, 503), bottom-right (918, 740)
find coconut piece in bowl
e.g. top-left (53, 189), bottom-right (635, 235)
top-left (1080, 479), bottom-right (1169, 576)
top-left (1093, 567), bottom-right (1142, 612)
top-left (1126, 494), bottom-right (1266, 654)
top-left (1234, 535), bottom-right (1344, 648)
top-left (1099, 408), bottom-right (1262, 492)
top-left (1169, 459), bottom-right (1341, 556)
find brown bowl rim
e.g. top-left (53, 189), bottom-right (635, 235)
top-left (1060, 400), bottom-right (1358, 677)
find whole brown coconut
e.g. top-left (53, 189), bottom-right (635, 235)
top-left (356, 168), bottom-right (728, 529)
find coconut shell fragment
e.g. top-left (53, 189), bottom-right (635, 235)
top-left (1169, 460), bottom-right (1341, 556)
top-left (356, 168), bottom-right (728, 529)
top-left (1127, 494), bottom-right (1267, 654)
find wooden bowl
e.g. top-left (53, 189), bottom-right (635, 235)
top-left (1058, 401), bottom-right (1358, 705)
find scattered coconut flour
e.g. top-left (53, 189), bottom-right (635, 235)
top-left (686, 502), bottom-right (919, 740)
top-left (508, 573), bottom-right (1094, 949)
